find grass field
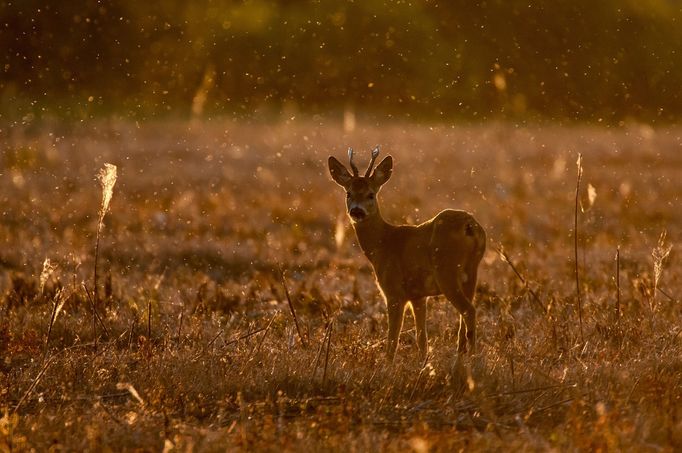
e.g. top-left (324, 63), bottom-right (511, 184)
top-left (1, 119), bottom-right (680, 451)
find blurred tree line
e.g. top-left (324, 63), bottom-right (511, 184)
top-left (2, 0), bottom-right (681, 122)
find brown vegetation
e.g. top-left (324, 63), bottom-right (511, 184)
top-left (1, 119), bottom-right (681, 451)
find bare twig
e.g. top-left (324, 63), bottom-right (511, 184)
top-left (496, 246), bottom-right (547, 314)
top-left (176, 309), bottom-right (184, 344)
top-left (626, 376), bottom-right (642, 404)
top-left (241, 314), bottom-right (278, 373)
top-left (41, 260), bottom-right (61, 358)
top-left (14, 343), bottom-right (95, 414)
top-left (192, 330), bottom-right (224, 360)
top-left (311, 319), bottom-right (334, 380)
top-left (278, 265), bottom-right (307, 347)
top-left (657, 287), bottom-right (677, 303)
top-left (530, 397), bottom-right (577, 416)
top-left (252, 314), bottom-right (277, 356)
top-left (484, 383), bottom-right (577, 398)
top-left (44, 296), bottom-right (59, 359)
top-left (223, 325), bottom-right (271, 348)
top-left (83, 283), bottom-right (109, 337)
top-left (128, 318), bottom-right (136, 350)
top-left (615, 247), bottom-right (621, 322)
top-left (311, 328), bottom-right (327, 379)
top-left (91, 288), bottom-right (97, 351)
top-left (13, 356), bottom-right (55, 414)
top-left (96, 400), bottom-right (124, 426)
top-left (43, 288), bottom-right (72, 357)
top-left (147, 299), bottom-right (152, 339)
top-left (322, 319), bottom-right (334, 384)
top-left (93, 164), bottom-right (117, 351)
top-left (206, 331), bottom-right (223, 349)
top-left (574, 153), bottom-right (584, 343)
top-left (652, 231), bottom-right (673, 311)
top-left (409, 355), bottom-right (431, 401)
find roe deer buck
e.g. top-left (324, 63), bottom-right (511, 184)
top-left (328, 147), bottom-right (486, 361)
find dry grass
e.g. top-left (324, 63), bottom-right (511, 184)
top-left (1, 119), bottom-right (681, 451)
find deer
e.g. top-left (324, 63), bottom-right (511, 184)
top-left (328, 146), bottom-right (486, 362)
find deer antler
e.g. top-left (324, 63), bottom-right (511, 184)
top-left (348, 147), bottom-right (359, 176)
top-left (364, 146), bottom-right (380, 177)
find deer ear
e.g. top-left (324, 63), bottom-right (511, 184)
top-left (370, 155), bottom-right (393, 188)
top-left (328, 156), bottom-right (352, 188)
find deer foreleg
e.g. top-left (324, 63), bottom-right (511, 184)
top-left (386, 299), bottom-right (407, 362)
top-left (412, 298), bottom-right (428, 361)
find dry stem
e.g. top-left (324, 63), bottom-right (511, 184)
top-left (574, 153), bottom-right (584, 343)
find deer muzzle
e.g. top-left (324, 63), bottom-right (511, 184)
top-left (349, 207), bottom-right (367, 221)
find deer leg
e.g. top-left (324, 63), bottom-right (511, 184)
top-left (386, 298), bottom-right (407, 362)
top-left (459, 266), bottom-right (479, 353)
top-left (463, 265), bottom-right (479, 305)
top-left (411, 298), bottom-right (428, 361)
top-left (457, 314), bottom-right (467, 353)
top-left (453, 297), bottom-right (476, 354)
top-left (434, 266), bottom-right (477, 354)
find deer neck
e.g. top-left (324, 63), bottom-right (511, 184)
top-left (352, 209), bottom-right (390, 262)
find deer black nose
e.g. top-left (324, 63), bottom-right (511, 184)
top-left (349, 207), bottom-right (366, 220)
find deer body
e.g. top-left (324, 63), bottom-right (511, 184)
top-left (329, 148), bottom-right (486, 361)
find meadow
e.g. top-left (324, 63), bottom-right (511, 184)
top-left (1, 119), bottom-right (680, 451)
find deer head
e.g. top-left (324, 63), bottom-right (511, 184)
top-left (328, 146), bottom-right (393, 222)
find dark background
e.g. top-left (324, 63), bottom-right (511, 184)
top-left (2, 0), bottom-right (681, 122)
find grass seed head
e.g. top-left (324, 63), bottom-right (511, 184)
top-left (39, 258), bottom-right (56, 294)
top-left (653, 230), bottom-right (672, 287)
top-left (97, 163), bottom-right (117, 224)
top-left (587, 183), bottom-right (597, 209)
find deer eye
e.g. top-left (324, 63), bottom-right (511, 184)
top-left (368, 193), bottom-right (375, 200)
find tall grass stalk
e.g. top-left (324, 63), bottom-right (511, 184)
top-left (240, 315), bottom-right (278, 374)
top-left (312, 319), bottom-right (334, 382)
top-left (82, 283), bottom-right (109, 336)
top-left (40, 258), bottom-right (58, 357)
top-left (496, 245), bottom-right (546, 314)
top-left (574, 154), bottom-right (584, 343)
top-left (44, 290), bottom-right (67, 359)
top-left (93, 163), bottom-right (117, 348)
top-left (322, 319), bottom-right (334, 385)
top-left (278, 266), bottom-right (307, 347)
top-left (615, 247), bottom-right (621, 323)
top-left (39, 258), bottom-right (56, 295)
top-left (147, 299), bottom-right (152, 339)
top-left (652, 231), bottom-right (672, 307)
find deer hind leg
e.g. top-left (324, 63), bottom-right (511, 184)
top-left (386, 298), bottom-right (407, 362)
top-left (434, 263), bottom-right (477, 354)
top-left (463, 265), bottom-right (479, 305)
top-left (411, 298), bottom-right (428, 361)
top-left (459, 265), bottom-right (480, 353)
top-left (456, 314), bottom-right (467, 354)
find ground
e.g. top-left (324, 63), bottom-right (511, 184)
top-left (1, 119), bottom-right (681, 451)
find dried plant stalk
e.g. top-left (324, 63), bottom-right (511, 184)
top-left (652, 230), bottom-right (672, 310)
top-left (615, 247), bottom-right (621, 322)
top-left (322, 319), bottom-right (334, 385)
top-left (97, 163), bottom-right (118, 227)
top-left (278, 266), bottom-right (307, 347)
top-left (39, 258), bottom-right (56, 295)
top-left (45, 288), bottom-right (69, 357)
top-left (497, 245), bottom-right (546, 314)
top-left (93, 163), bottom-right (118, 347)
top-left (574, 153), bottom-right (584, 343)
